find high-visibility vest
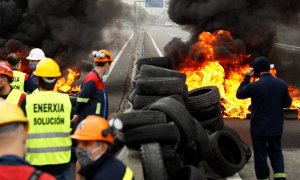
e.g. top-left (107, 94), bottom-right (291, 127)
top-left (25, 91), bottom-right (72, 166)
top-left (11, 70), bottom-right (26, 92)
top-left (6, 89), bottom-right (25, 106)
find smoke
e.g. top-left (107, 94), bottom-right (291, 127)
top-left (0, 0), bottom-right (129, 68)
top-left (165, 0), bottom-right (300, 66)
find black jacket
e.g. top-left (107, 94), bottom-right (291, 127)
top-left (236, 73), bottom-right (292, 136)
top-left (79, 151), bottom-right (134, 180)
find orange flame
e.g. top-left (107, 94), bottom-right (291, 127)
top-left (54, 68), bottom-right (81, 94)
top-left (178, 30), bottom-right (300, 119)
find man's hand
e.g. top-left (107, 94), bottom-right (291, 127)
top-left (246, 68), bottom-right (254, 77)
top-left (71, 114), bottom-right (79, 123)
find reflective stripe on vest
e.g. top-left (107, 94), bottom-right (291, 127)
top-left (122, 167), bottom-right (134, 180)
top-left (6, 89), bottom-right (24, 106)
top-left (11, 71), bottom-right (26, 92)
top-left (274, 173), bottom-right (286, 178)
top-left (25, 91), bottom-right (72, 166)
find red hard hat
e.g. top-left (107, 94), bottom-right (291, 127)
top-left (0, 62), bottom-right (13, 78)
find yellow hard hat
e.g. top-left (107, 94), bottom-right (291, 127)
top-left (33, 58), bottom-right (62, 77)
top-left (0, 100), bottom-right (28, 126)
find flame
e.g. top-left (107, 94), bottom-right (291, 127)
top-left (178, 30), bottom-right (300, 119)
top-left (54, 68), bottom-right (81, 94)
top-left (288, 86), bottom-right (300, 118)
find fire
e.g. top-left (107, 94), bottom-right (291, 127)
top-left (178, 30), bottom-right (300, 119)
top-left (288, 86), bottom-right (300, 118)
top-left (54, 68), bottom-right (81, 95)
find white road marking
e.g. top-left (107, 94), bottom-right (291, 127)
top-left (103, 30), bottom-right (134, 82)
top-left (147, 31), bottom-right (163, 57)
top-left (274, 43), bottom-right (300, 50)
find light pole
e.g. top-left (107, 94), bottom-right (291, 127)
top-left (134, 0), bottom-right (145, 28)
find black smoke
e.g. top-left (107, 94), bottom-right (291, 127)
top-left (0, 0), bottom-right (129, 68)
top-left (165, 0), bottom-right (300, 69)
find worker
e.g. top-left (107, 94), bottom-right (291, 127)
top-left (0, 62), bottom-right (26, 106)
top-left (0, 100), bottom-right (55, 180)
top-left (71, 115), bottom-right (134, 180)
top-left (26, 48), bottom-right (46, 93)
top-left (7, 53), bottom-right (30, 92)
top-left (20, 58), bottom-right (72, 180)
top-left (72, 49), bottom-right (112, 125)
top-left (236, 56), bottom-right (292, 180)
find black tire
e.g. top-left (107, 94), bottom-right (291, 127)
top-left (141, 143), bottom-right (169, 180)
top-left (137, 57), bottom-right (173, 70)
top-left (111, 137), bottom-right (124, 156)
top-left (186, 86), bottom-right (220, 111)
top-left (181, 84), bottom-right (189, 101)
top-left (139, 65), bottom-right (186, 82)
top-left (173, 166), bottom-right (206, 180)
top-left (205, 130), bottom-right (246, 177)
top-left (128, 88), bottom-right (136, 103)
top-left (124, 123), bottom-right (180, 148)
top-left (146, 97), bottom-right (197, 150)
top-left (194, 120), bottom-right (210, 161)
top-left (191, 103), bottom-right (221, 121)
top-left (136, 77), bottom-right (184, 96)
top-left (200, 115), bottom-right (224, 133)
top-left (164, 154), bottom-right (184, 178)
top-left (117, 110), bottom-right (167, 132)
top-left (240, 139), bottom-right (252, 163)
top-left (133, 95), bottom-right (163, 109)
top-left (222, 126), bottom-right (241, 139)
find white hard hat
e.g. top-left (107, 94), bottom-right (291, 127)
top-left (26, 48), bottom-right (46, 61)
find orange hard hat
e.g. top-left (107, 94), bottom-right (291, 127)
top-left (0, 62), bottom-right (13, 78)
top-left (70, 115), bottom-right (114, 144)
top-left (92, 49), bottom-right (112, 63)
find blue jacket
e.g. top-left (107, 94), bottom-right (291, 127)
top-left (236, 73), bottom-right (292, 136)
top-left (75, 69), bottom-right (108, 122)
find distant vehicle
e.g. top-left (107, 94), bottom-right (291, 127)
top-left (164, 22), bottom-right (172, 27)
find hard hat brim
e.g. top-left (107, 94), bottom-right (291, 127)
top-left (70, 134), bottom-right (113, 144)
top-left (26, 56), bottom-right (43, 61)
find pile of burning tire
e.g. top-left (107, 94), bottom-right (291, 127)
top-left (116, 57), bottom-right (252, 180)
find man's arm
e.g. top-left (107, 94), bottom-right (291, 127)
top-left (284, 83), bottom-right (292, 108)
top-left (75, 81), bottom-right (96, 115)
top-left (236, 68), bottom-right (254, 99)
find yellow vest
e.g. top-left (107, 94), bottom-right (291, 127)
top-left (11, 70), bottom-right (26, 92)
top-left (6, 89), bottom-right (24, 106)
top-left (25, 91), bottom-right (72, 166)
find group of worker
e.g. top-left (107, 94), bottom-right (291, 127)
top-left (0, 48), bottom-right (134, 180)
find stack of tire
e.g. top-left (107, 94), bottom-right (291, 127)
top-left (116, 57), bottom-right (251, 180)
top-left (128, 64), bottom-right (188, 109)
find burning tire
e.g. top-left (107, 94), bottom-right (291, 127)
top-left (186, 86), bottom-right (220, 111)
top-left (117, 110), bottom-right (167, 132)
top-left (137, 57), bottom-right (173, 70)
top-left (124, 123), bottom-right (180, 149)
top-left (139, 65), bottom-right (186, 82)
top-left (191, 103), bottom-right (221, 121)
top-left (141, 143), bottom-right (169, 180)
top-left (200, 115), bottom-right (224, 133)
top-left (173, 165), bottom-right (206, 180)
top-left (146, 97), bottom-right (197, 150)
top-left (205, 130), bottom-right (246, 177)
top-left (136, 77), bottom-right (184, 96)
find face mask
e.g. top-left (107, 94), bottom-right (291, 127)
top-left (29, 62), bottom-right (37, 71)
top-left (75, 146), bottom-right (102, 167)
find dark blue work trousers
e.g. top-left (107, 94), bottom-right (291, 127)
top-left (251, 135), bottom-right (285, 179)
